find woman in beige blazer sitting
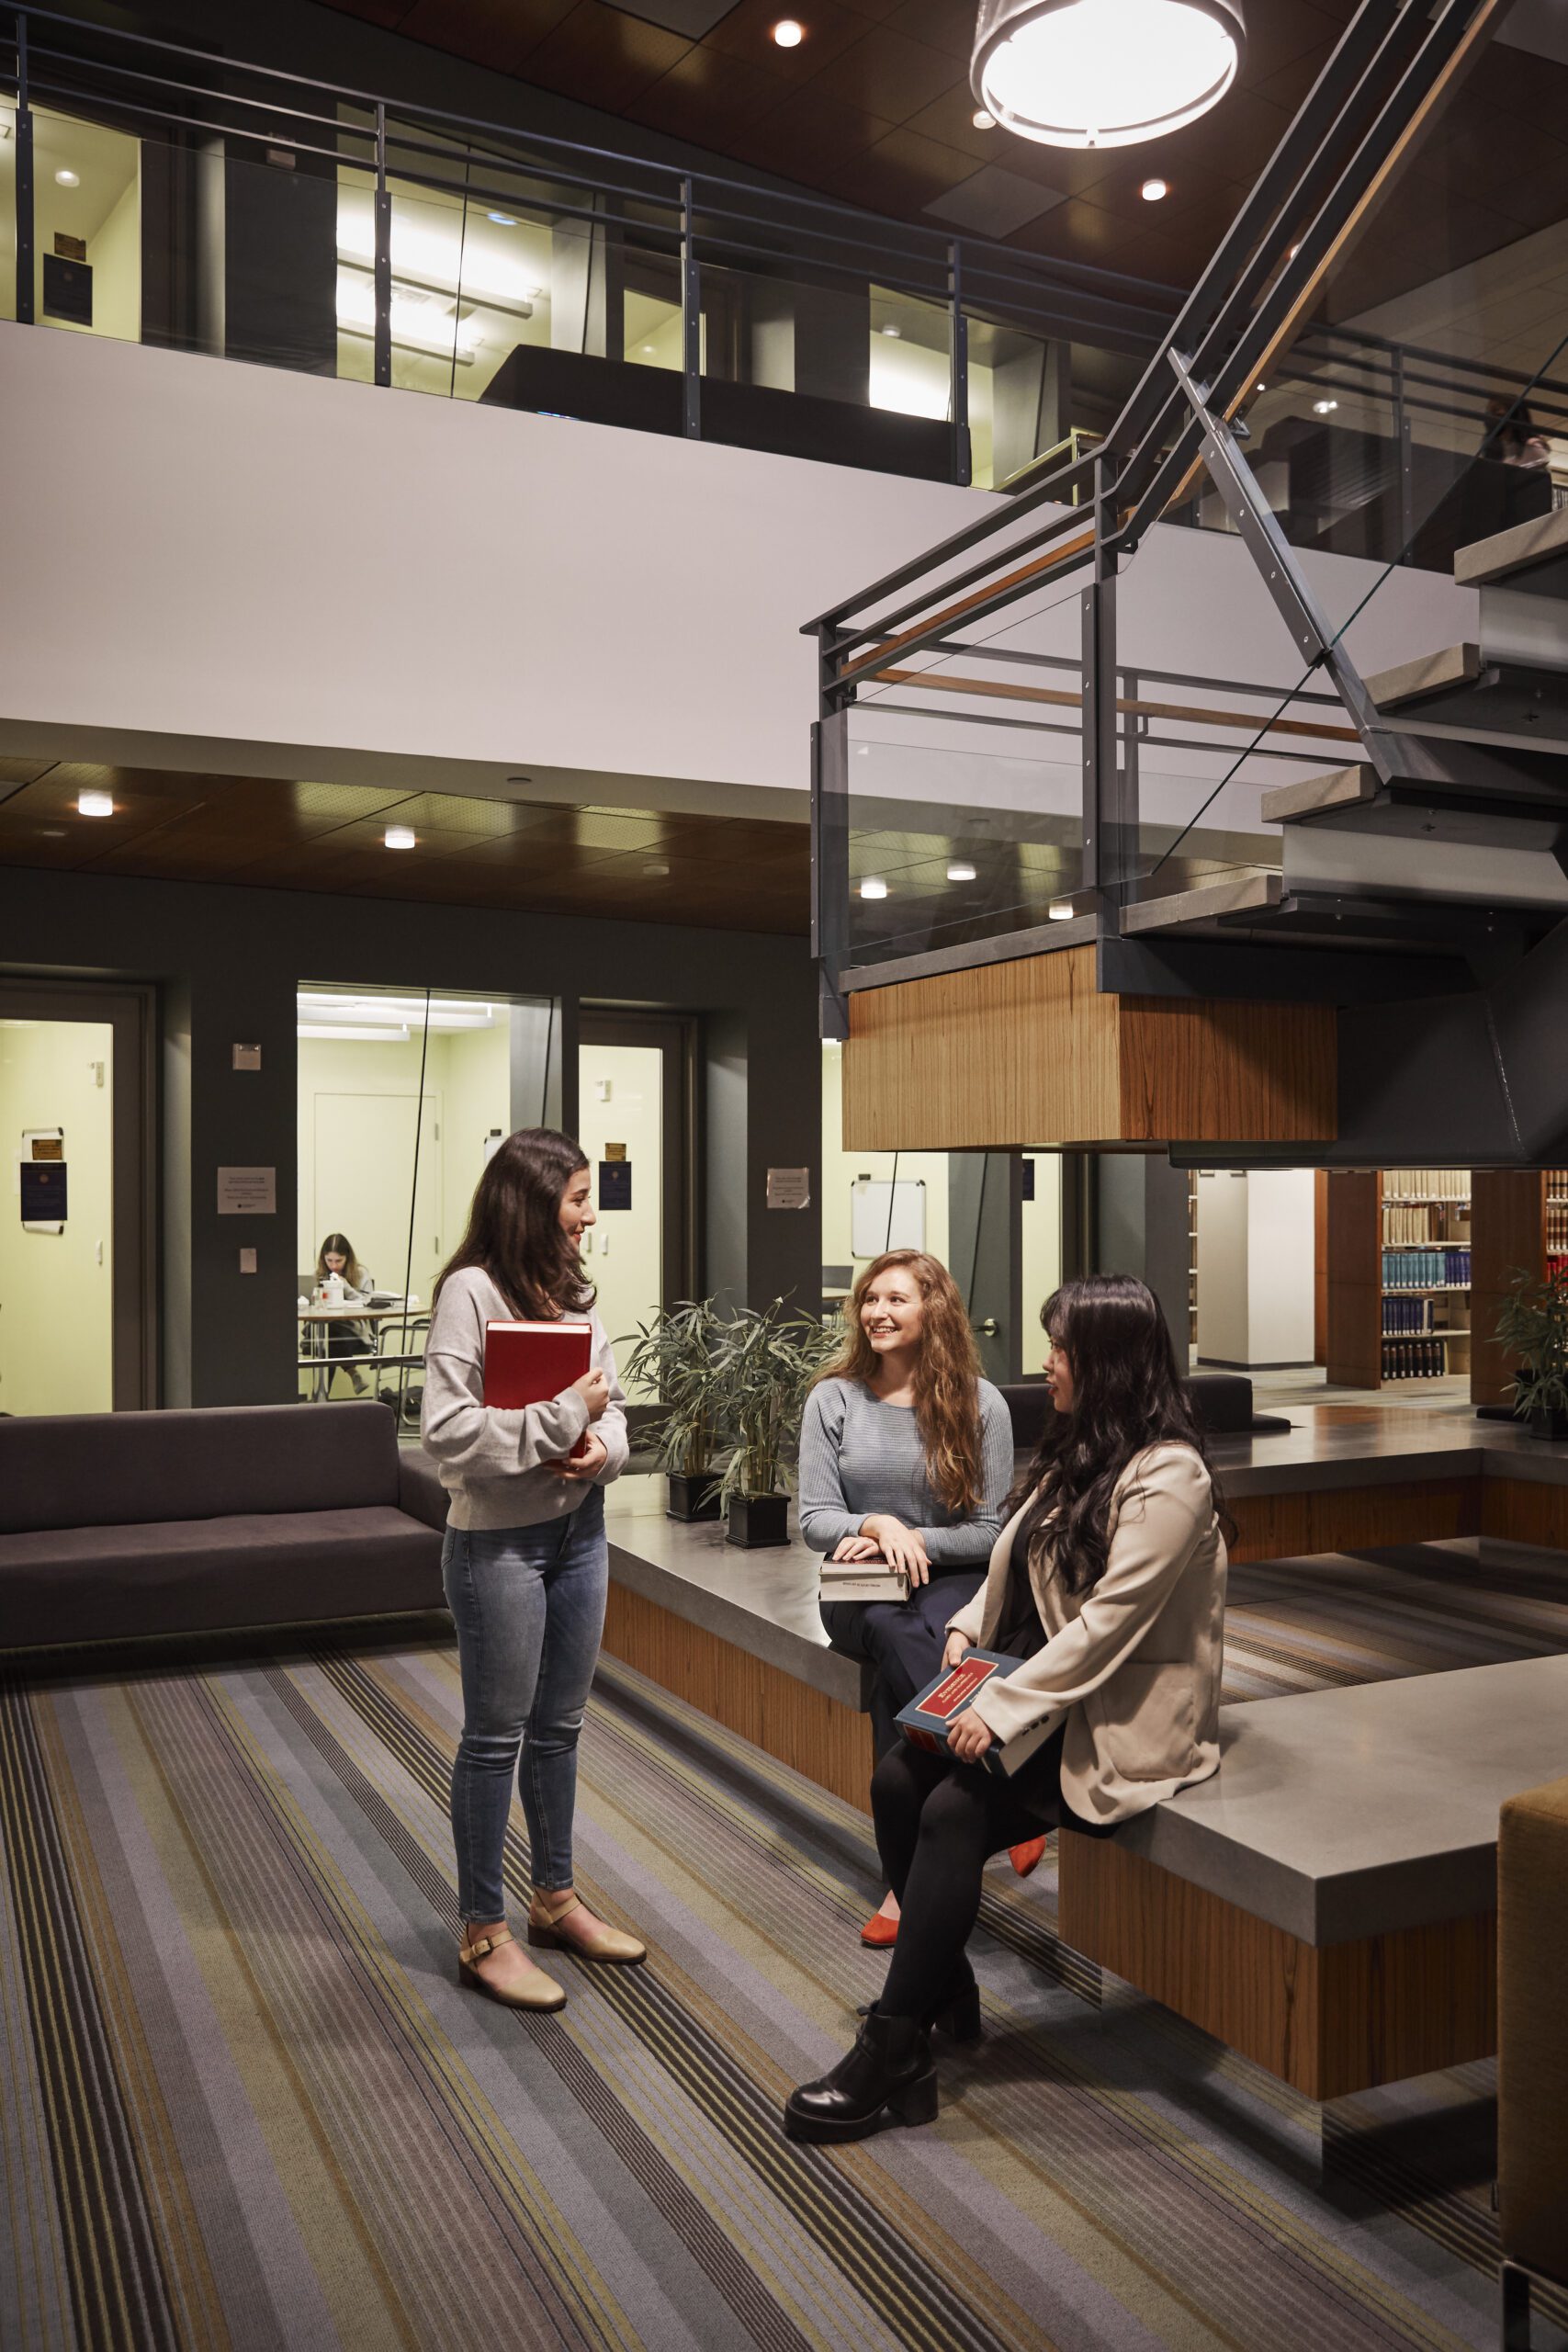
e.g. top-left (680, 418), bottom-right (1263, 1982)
top-left (785, 1272), bottom-right (1231, 2144)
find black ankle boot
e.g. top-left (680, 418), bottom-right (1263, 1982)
top-left (784, 2009), bottom-right (938, 2143)
top-left (928, 1972), bottom-right (982, 2044)
top-left (856, 1963), bottom-right (981, 2044)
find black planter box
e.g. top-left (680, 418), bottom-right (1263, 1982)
top-left (1527, 1407), bottom-right (1568, 1442)
top-left (666, 1470), bottom-right (721, 1522)
top-left (725, 1493), bottom-right (790, 1549)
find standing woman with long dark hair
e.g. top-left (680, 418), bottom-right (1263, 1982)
top-left (423, 1128), bottom-right (645, 2010)
top-left (785, 1273), bottom-right (1230, 2142)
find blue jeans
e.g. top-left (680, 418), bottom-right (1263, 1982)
top-left (443, 1487), bottom-right (607, 1921)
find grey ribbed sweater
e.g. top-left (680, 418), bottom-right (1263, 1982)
top-left (420, 1267), bottom-right (629, 1530)
top-left (797, 1377), bottom-right (1013, 1562)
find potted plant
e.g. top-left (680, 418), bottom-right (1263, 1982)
top-left (618, 1299), bottom-right (728, 1521)
top-left (1495, 1267), bottom-right (1568, 1440)
top-left (713, 1300), bottom-right (838, 1548)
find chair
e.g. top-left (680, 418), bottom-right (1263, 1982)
top-left (1498, 1775), bottom-right (1568, 2348)
top-left (373, 1312), bottom-right (432, 1430)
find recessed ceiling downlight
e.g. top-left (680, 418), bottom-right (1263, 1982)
top-left (972, 0), bottom-right (1244, 149)
top-left (384, 825), bottom-right (417, 849)
top-left (77, 790), bottom-right (114, 817)
top-left (947, 861), bottom-right (977, 881)
top-left (860, 876), bottom-right (889, 899)
top-left (772, 17), bottom-right (805, 43)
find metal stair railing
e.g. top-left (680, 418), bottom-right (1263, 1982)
top-left (807, 0), bottom-right (1529, 1025)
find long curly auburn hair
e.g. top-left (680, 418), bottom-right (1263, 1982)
top-left (815, 1250), bottom-right (986, 1512)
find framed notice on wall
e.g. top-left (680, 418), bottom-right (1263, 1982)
top-left (19, 1127), bottom-right (66, 1233)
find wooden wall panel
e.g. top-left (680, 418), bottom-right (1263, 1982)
top-left (844, 947), bottom-right (1337, 1150)
top-left (602, 1584), bottom-right (874, 1813)
top-left (1058, 1837), bottom-right (1496, 2099)
top-left (844, 947), bottom-right (1119, 1150)
top-left (1325, 1169), bottom-right (1382, 1389)
top-left (1118, 995), bottom-right (1337, 1143)
top-left (1481, 1476), bottom-right (1568, 1550)
top-left (1227, 1476), bottom-right (1481, 1563)
top-left (1471, 1170), bottom-right (1546, 1408)
top-left (1314, 1169), bottom-right (1328, 1364)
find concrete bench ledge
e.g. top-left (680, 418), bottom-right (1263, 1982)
top-left (1112, 1653), bottom-right (1568, 1944)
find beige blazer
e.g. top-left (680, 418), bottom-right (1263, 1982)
top-left (946, 1441), bottom-right (1227, 1826)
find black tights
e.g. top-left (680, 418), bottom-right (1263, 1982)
top-left (873, 1734), bottom-right (1067, 2021)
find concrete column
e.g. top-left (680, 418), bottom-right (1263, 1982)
top-left (1094, 1154), bottom-right (1191, 1362)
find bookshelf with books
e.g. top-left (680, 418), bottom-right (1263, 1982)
top-left (1326, 1168), bottom-right (1472, 1389)
top-left (1471, 1168), bottom-right (1568, 1406)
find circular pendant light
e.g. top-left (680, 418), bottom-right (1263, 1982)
top-left (972, 0), bottom-right (1245, 150)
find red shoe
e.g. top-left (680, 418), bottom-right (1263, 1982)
top-left (860, 1909), bottom-right (898, 1948)
top-left (1010, 1837), bottom-right (1048, 1879)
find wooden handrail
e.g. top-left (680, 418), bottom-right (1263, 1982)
top-left (836, 529), bottom-right (1096, 686)
top-left (874, 665), bottom-right (1360, 742)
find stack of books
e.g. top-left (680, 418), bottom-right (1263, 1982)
top-left (818, 1555), bottom-right (910, 1604)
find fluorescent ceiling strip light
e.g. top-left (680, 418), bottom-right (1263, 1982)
top-left (297, 1022), bottom-right (412, 1041)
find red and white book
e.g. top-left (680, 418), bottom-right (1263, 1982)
top-left (483, 1319), bottom-right (593, 1457)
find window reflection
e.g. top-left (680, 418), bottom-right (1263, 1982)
top-left (296, 983), bottom-right (559, 1429)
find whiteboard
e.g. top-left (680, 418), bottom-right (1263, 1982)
top-left (851, 1178), bottom-right (926, 1258)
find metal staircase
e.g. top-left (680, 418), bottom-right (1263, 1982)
top-left (808, 0), bottom-right (1568, 1034)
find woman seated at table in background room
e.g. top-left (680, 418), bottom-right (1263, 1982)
top-left (785, 1273), bottom-right (1231, 2146)
top-left (799, 1248), bottom-right (1015, 1948)
top-left (314, 1232), bottom-right (376, 1396)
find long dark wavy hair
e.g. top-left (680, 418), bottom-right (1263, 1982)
top-left (1005, 1273), bottom-right (1233, 1597)
top-left (434, 1128), bottom-right (595, 1320)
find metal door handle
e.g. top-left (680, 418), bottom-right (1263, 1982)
top-left (972, 1317), bottom-right (999, 1338)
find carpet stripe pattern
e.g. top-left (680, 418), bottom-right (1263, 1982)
top-left (5, 1535), bottom-right (1568, 2351)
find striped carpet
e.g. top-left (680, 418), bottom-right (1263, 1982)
top-left (5, 1538), bottom-right (1568, 2352)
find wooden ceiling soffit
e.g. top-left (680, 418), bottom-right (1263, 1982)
top-left (840, 944), bottom-right (1337, 1148)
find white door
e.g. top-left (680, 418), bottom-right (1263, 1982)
top-left (0, 1018), bottom-right (115, 1415)
top-left (577, 1043), bottom-right (663, 1395)
top-left (311, 1090), bottom-right (444, 1302)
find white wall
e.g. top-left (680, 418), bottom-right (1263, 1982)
top-left (0, 321), bottom-right (989, 807)
top-left (820, 1039), bottom-right (950, 1277)
top-left (1195, 1168), bottom-right (1315, 1369)
top-left (0, 321), bottom-right (1480, 837)
top-left (0, 1018), bottom-right (115, 1415)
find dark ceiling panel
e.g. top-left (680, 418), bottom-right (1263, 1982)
top-left (0, 765), bottom-right (809, 933)
top-left (310, 0), bottom-right (1568, 312)
top-left (518, 2), bottom-right (694, 109)
top-left (628, 47), bottom-right (787, 142)
top-left (396, 0), bottom-right (560, 68)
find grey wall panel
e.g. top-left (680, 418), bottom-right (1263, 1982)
top-left (0, 867), bottom-right (819, 1408)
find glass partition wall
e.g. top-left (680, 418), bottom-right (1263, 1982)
top-left (296, 984), bottom-right (560, 1427)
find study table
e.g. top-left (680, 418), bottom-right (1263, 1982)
top-left (296, 1305), bottom-right (415, 1402)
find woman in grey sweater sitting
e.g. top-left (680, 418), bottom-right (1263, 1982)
top-left (801, 1249), bottom-right (1014, 1948)
top-left (422, 1127), bottom-right (645, 2011)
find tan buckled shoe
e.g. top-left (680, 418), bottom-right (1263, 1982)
top-left (527, 1890), bottom-right (647, 1965)
top-left (457, 1923), bottom-right (567, 2010)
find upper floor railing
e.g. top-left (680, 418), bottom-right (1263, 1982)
top-left (0, 0), bottom-right (1180, 492)
top-left (3, 5), bottom-right (1559, 537)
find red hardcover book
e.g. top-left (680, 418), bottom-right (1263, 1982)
top-left (483, 1320), bottom-right (593, 1457)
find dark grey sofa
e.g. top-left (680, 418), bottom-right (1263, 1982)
top-left (0, 1401), bottom-right (448, 1648)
